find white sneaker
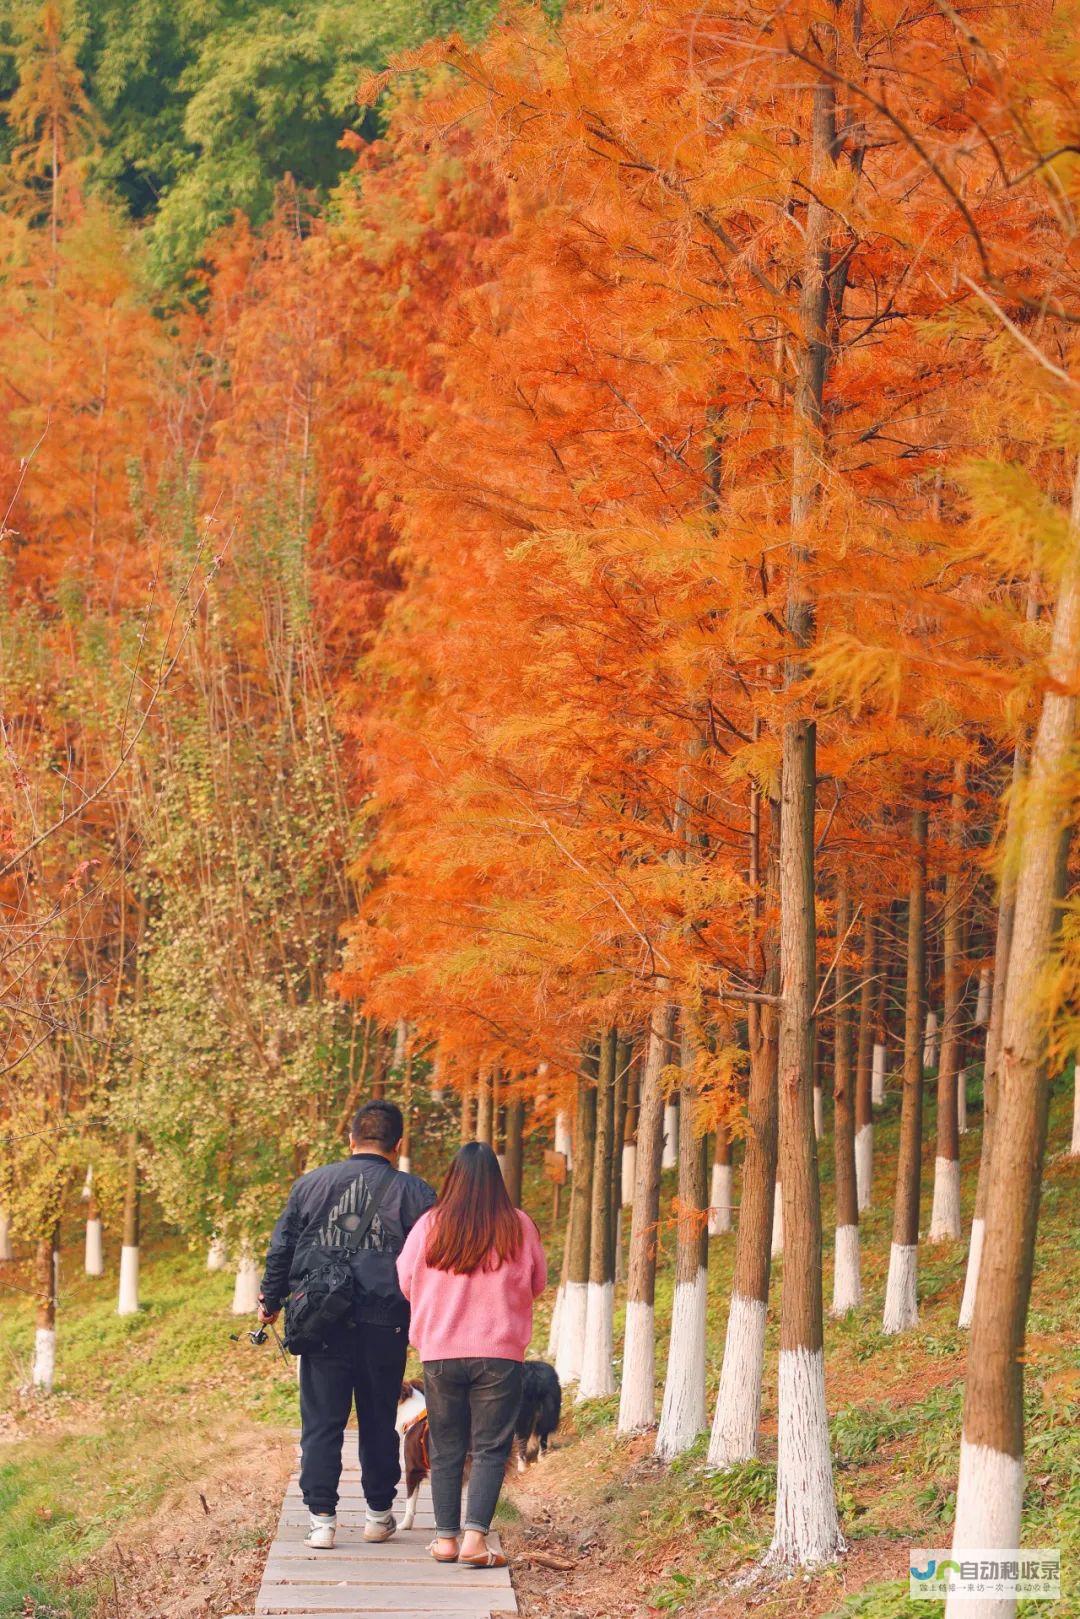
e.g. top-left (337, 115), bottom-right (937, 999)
top-left (364, 1509), bottom-right (397, 1543)
top-left (305, 1512), bottom-right (336, 1549)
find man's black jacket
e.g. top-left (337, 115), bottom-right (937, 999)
top-left (260, 1153), bottom-right (436, 1329)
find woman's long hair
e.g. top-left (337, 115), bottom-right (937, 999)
top-left (426, 1142), bottom-right (524, 1275)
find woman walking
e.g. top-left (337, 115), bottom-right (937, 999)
top-left (397, 1141), bottom-right (547, 1567)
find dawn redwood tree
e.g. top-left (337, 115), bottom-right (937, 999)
top-left (656, 1033), bottom-right (709, 1457)
top-left (929, 767), bottom-right (965, 1243)
top-left (579, 1030), bottom-right (617, 1399)
top-left (708, 814), bottom-right (780, 1467)
top-left (950, 461), bottom-right (1079, 1614)
top-left (883, 806), bottom-right (927, 1333)
top-left (555, 1066), bottom-right (596, 1387)
top-left (831, 884), bottom-right (861, 1314)
top-left (854, 913), bottom-right (876, 1210)
top-left (618, 1001), bottom-right (674, 1432)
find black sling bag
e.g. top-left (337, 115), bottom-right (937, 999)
top-left (283, 1172), bottom-right (391, 1355)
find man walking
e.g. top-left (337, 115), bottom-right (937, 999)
top-left (259, 1099), bottom-right (436, 1549)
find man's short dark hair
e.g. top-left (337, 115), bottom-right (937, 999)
top-left (350, 1099), bottom-right (404, 1151)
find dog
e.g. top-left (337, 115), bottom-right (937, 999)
top-left (513, 1360), bottom-right (561, 1472)
top-left (396, 1378), bottom-right (430, 1531)
top-left (395, 1360), bottom-right (561, 1528)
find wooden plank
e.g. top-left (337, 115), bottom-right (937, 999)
top-left (263, 1560), bottom-right (511, 1586)
top-left (256, 1587), bottom-right (516, 1614)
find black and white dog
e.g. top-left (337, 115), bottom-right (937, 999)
top-left (395, 1360), bottom-right (562, 1528)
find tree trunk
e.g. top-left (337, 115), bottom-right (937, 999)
top-left (656, 1042), bottom-right (709, 1457)
top-left (554, 1107), bottom-right (573, 1171)
top-left (959, 730), bottom-right (1030, 1325)
top-left (32, 1224), bottom-right (59, 1392)
top-left (555, 1062), bottom-right (596, 1386)
top-left (232, 1240), bottom-right (261, 1314)
top-left (854, 912), bottom-right (876, 1210)
top-left (621, 1051), bottom-right (639, 1207)
top-left (948, 463), bottom-right (1080, 1618)
top-left (475, 1069), bottom-right (494, 1146)
top-left (831, 883), bottom-right (861, 1315)
top-left (118, 1128), bottom-right (140, 1317)
top-left (84, 1191), bottom-right (104, 1278)
top-left (929, 765), bottom-right (965, 1242)
top-left (618, 1001), bottom-right (674, 1432)
top-left (504, 1095), bottom-right (524, 1207)
top-left (460, 1083), bottom-right (476, 1145)
top-left (0, 1209), bottom-right (12, 1263)
top-left (708, 1121), bottom-right (733, 1236)
top-left (883, 807), bottom-right (927, 1333)
top-left (662, 1096), bottom-right (678, 1171)
top-left (580, 1030), bottom-right (617, 1398)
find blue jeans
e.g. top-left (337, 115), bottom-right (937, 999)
top-left (423, 1357), bottom-right (523, 1534)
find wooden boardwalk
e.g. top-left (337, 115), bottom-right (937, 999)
top-left (227, 1436), bottom-right (517, 1619)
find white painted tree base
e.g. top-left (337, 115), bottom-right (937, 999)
top-left (554, 1110), bottom-right (573, 1171)
top-left (928, 1156), bottom-right (962, 1242)
top-left (577, 1280), bottom-right (615, 1400)
top-left (0, 1210), bottom-right (11, 1262)
top-left (923, 1009), bottom-right (939, 1070)
top-left (655, 1269), bottom-right (707, 1459)
top-left (766, 1347), bottom-right (844, 1569)
top-left (85, 1219), bottom-right (104, 1277)
top-left (830, 1224), bottom-right (862, 1316)
top-left (32, 1327), bottom-right (56, 1393)
top-left (621, 1142), bottom-right (637, 1208)
top-left (946, 1438), bottom-right (1023, 1619)
top-left (617, 1298), bottom-right (655, 1433)
top-left (399, 1155), bottom-right (412, 1173)
top-left (975, 967), bottom-right (992, 1026)
top-left (662, 1104), bottom-right (677, 1170)
top-left (855, 1124), bottom-right (873, 1211)
top-left (207, 1237), bottom-right (228, 1272)
top-left (957, 1070), bottom-right (969, 1135)
top-left (547, 1283), bottom-right (564, 1360)
top-left (871, 1044), bottom-right (886, 1106)
top-left (555, 1280), bottom-right (587, 1386)
top-left (117, 1245), bottom-right (140, 1315)
top-left (958, 1217), bottom-right (985, 1330)
top-left (232, 1255), bottom-right (261, 1315)
top-left (707, 1293), bottom-right (767, 1468)
top-left (708, 1162), bottom-right (732, 1235)
top-left (882, 1242), bottom-right (918, 1333)
top-left (771, 1182), bottom-right (784, 1258)
top-left (813, 1087), bottom-right (823, 1141)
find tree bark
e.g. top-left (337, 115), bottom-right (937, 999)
top-left (118, 1128), bottom-right (140, 1317)
top-left (504, 1095), bottom-right (524, 1207)
top-left (948, 463), bottom-right (1080, 1618)
top-left (929, 764), bottom-right (965, 1242)
top-left (580, 1029), bottom-right (617, 1398)
top-left (831, 883), bottom-right (861, 1314)
top-left (618, 1000), bottom-right (675, 1431)
top-left (555, 1060), bottom-right (596, 1386)
top-left (854, 912), bottom-right (876, 1210)
top-left (656, 1039), bottom-right (709, 1457)
top-left (883, 807), bottom-right (927, 1333)
top-left (32, 1224), bottom-right (59, 1392)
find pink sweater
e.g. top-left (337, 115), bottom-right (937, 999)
top-left (397, 1208), bottom-right (547, 1363)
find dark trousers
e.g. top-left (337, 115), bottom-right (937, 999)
top-left (423, 1357), bottom-right (523, 1535)
top-left (299, 1322), bottom-right (407, 1515)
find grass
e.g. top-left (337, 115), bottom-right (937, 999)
top-left (526, 1070), bottom-right (1079, 1617)
top-left (0, 1241), bottom-right (298, 1617)
top-left (2, 1073), bottom-right (1077, 1617)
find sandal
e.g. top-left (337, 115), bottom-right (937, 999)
top-left (428, 1540), bottom-right (460, 1564)
top-left (459, 1550), bottom-right (509, 1568)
